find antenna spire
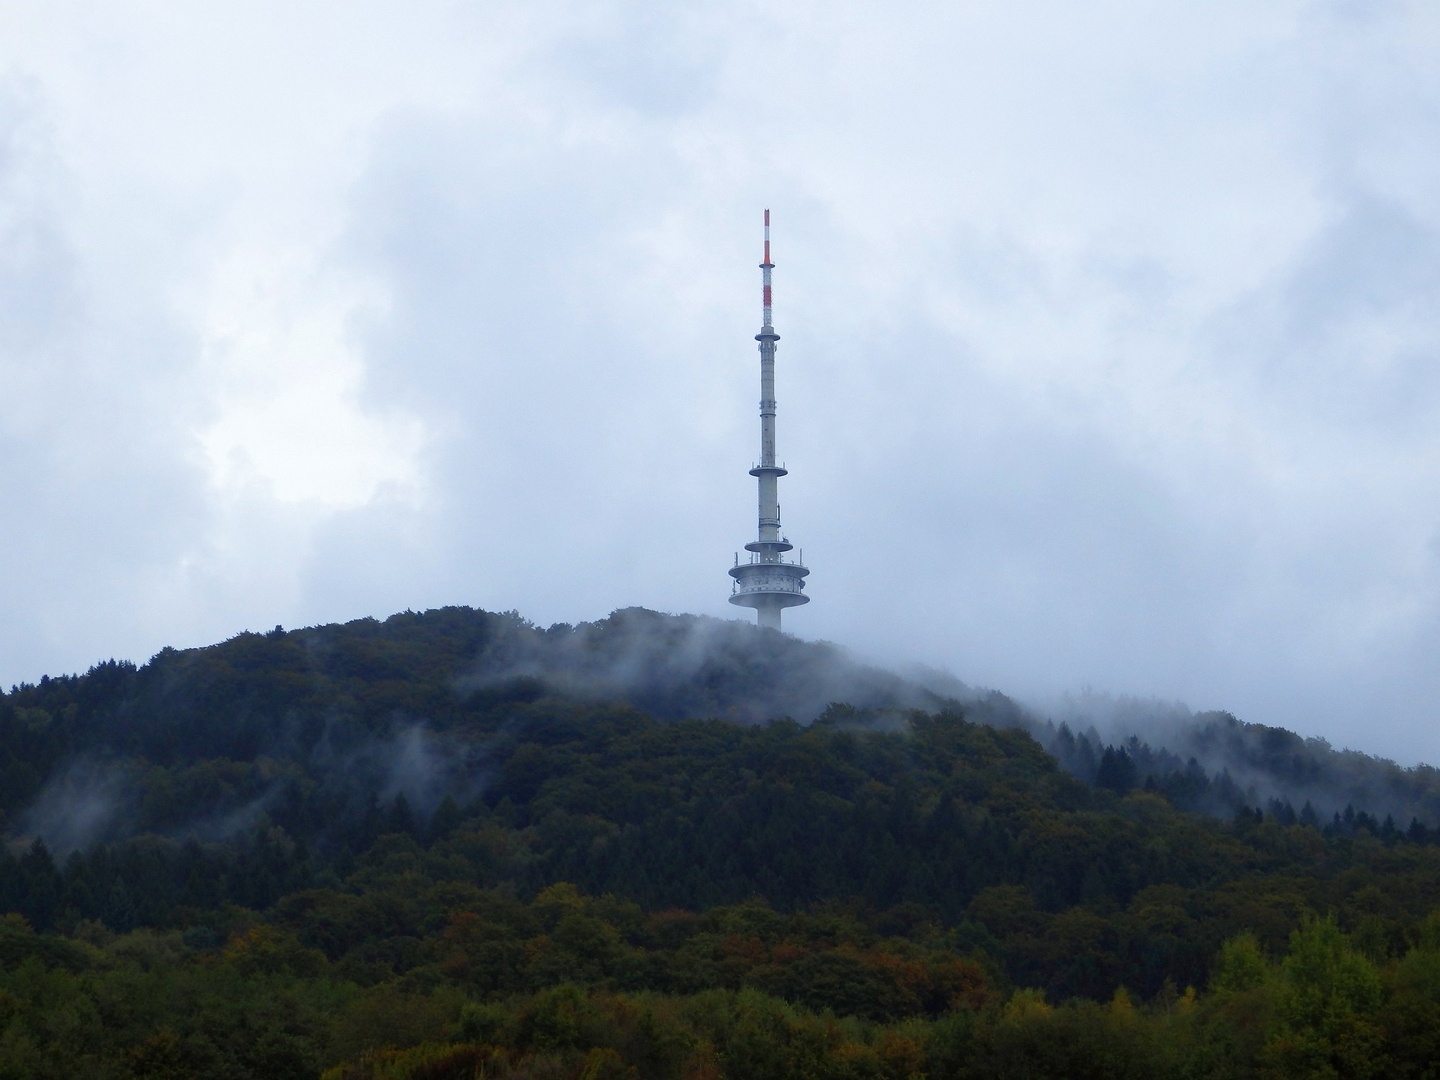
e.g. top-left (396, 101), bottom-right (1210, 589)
top-left (761, 208), bottom-right (773, 328)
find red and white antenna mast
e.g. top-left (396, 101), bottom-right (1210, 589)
top-left (762, 208), bottom-right (773, 327)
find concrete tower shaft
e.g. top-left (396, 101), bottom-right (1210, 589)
top-left (729, 210), bottom-right (810, 630)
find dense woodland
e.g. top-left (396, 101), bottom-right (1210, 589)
top-left (2, 606), bottom-right (1440, 1078)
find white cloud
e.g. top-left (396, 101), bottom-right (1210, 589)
top-left (195, 242), bottom-right (420, 508)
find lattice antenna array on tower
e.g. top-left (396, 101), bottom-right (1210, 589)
top-left (728, 210), bottom-right (811, 631)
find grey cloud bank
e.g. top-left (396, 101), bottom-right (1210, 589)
top-left (1, 1), bottom-right (1439, 761)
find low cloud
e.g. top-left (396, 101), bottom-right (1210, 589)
top-left (18, 759), bottom-right (136, 853)
top-left (460, 608), bottom-right (958, 724)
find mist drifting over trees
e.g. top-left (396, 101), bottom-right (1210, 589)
top-left (4, 606), bottom-right (1440, 1077)
top-left (12, 605), bottom-right (1432, 853)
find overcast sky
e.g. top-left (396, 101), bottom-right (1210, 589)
top-left (2, 1), bottom-right (1439, 761)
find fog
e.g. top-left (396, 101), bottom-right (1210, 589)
top-left (19, 605), bottom-right (1439, 854)
top-left (2, 3), bottom-right (1440, 763)
top-left (20, 719), bottom-right (492, 854)
top-left (460, 608), bottom-right (957, 724)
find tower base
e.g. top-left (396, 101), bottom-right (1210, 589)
top-left (752, 598), bottom-right (785, 631)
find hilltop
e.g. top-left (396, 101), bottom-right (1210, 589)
top-left (2, 606), bottom-right (1439, 1078)
top-left (5, 606), bottom-right (1436, 854)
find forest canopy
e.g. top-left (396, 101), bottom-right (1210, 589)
top-left (2, 606), bottom-right (1439, 1078)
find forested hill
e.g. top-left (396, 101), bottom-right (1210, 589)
top-left (4, 605), bottom-right (1436, 854)
top-left (1, 606), bottom-right (965, 853)
top-left (3, 606), bottom-right (1440, 1078)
